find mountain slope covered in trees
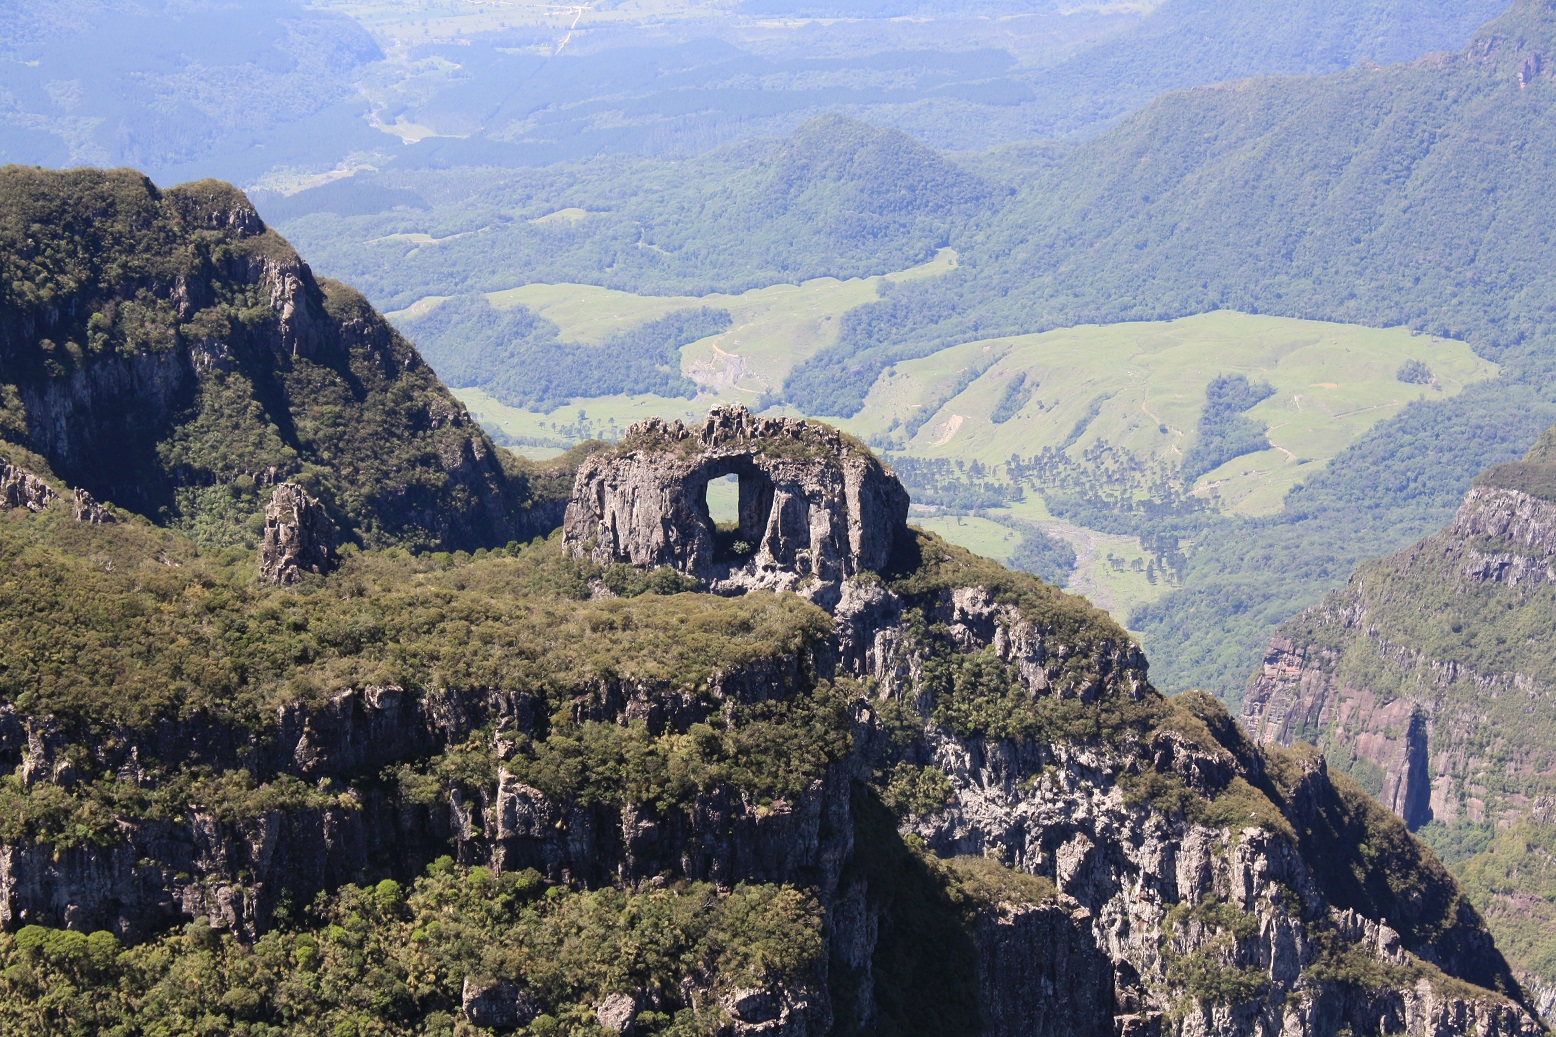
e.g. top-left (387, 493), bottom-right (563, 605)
top-left (0, 168), bottom-right (1542, 1037)
top-left (1240, 421), bottom-right (1556, 1011)
top-left (0, 166), bottom-right (568, 552)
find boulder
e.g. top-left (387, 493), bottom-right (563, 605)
top-left (461, 977), bottom-right (541, 1031)
top-left (596, 991), bottom-right (639, 1034)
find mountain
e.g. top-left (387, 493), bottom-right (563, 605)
top-left (0, 0), bottom-right (383, 185)
top-left (0, 172), bottom-right (1542, 1036)
top-left (786, 0), bottom-right (1556, 417)
top-left (0, 166), bottom-right (568, 551)
top-left (266, 114), bottom-right (1000, 312)
top-left (302, 1), bottom-right (1556, 704)
top-left (1241, 422), bottom-right (1556, 1013)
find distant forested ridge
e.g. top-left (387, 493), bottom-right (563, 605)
top-left (401, 297), bottom-right (728, 412)
top-left (273, 115), bottom-right (1000, 311)
top-left (785, 0), bottom-right (1556, 417)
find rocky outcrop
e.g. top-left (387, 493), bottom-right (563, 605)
top-left (1451, 484), bottom-right (1556, 585)
top-left (462, 978), bottom-right (542, 1031)
top-left (1, 395), bottom-right (1542, 1035)
top-left (258, 482), bottom-right (338, 585)
top-left (0, 538), bottom-right (1538, 1034)
top-left (70, 487), bottom-right (113, 523)
top-left (1240, 460), bottom-right (1556, 1019)
top-left (0, 459), bottom-right (56, 513)
top-left (563, 406), bottom-right (909, 604)
top-left (1, 460), bottom-right (115, 523)
top-left (0, 167), bottom-right (558, 551)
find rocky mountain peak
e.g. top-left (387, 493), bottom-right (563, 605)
top-left (562, 405), bottom-right (909, 603)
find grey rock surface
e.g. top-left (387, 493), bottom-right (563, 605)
top-left (461, 977), bottom-right (541, 1031)
top-left (258, 482), bottom-right (338, 585)
top-left (563, 405), bottom-right (909, 602)
top-left (0, 459), bottom-right (56, 513)
top-left (596, 991), bottom-right (638, 1034)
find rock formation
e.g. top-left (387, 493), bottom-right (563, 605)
top-left (1240, 470), bottom-right (1556, 828)
top-left (0, 459), bottom-right (56, 513)
top-left (70, 487), bottom-right (113, 524)
top-left (563, 406), bottom-right (909, 603)
top-left (1, 459), bottom-right (114, 524)
top-left (258, 482), bottom-right (338, 585)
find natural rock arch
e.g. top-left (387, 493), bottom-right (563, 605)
top-left (563, 406), bottom-right (909, 600)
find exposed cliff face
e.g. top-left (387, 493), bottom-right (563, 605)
top-left (1241, 476), bottom-right (1556, 830)
top-left (0, 166), bottom-right (561, 551)
top-left (1241, 448), bottom-right (1556, 1014)
top-left (0, 498), bottom-right (1536, 1035)
top-left (563, 406), bottom-right (909, 605)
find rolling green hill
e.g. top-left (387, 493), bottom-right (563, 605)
top-left (392, 274), bottom-right (1496, 624)
top-left (786, 0), bottom-right (1556, 419)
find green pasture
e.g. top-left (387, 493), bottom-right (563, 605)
top-left (450, 285), bottom-right (1492, 629)
top-left (912, 504), bottom-right (1178, 627)
top-left (850, 312), bottom-right (1493, 515)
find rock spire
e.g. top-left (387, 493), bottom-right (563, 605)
top-left (258, 482), bottom-right (338, 585)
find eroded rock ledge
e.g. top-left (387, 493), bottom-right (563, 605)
top-left (562, 406), bottom-right (909, 603)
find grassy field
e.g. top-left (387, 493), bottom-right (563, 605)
top-left (441, 279), bottom-right (1492, 629)
top-left (848, 312), bottom-right (1493, 516)
top-left (916, 501), bottom-right (1179, 626)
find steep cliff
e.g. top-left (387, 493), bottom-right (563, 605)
top-left (1242, 426), bottom-right (1556, 1014)
top-left (0, 166), bottom-right (568, 552)
top-left (0, 409), bottom-right (1538, 1035)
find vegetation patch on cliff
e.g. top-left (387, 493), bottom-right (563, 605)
top-left (0, 860), bottom-right (825, 1037)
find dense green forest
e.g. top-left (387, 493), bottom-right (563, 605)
top-left (399, 297), bottom-right (727, 412)
top-left (1179, 375), bottom-right (1276, 482)
top-left (273, 116), bottom-right (998, 311)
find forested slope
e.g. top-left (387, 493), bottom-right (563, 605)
top-left (1241, 422), bottom-right (1556, 1011)
top-left (787, 0), bottom-right (1556, 416)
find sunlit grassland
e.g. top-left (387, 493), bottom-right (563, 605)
top-left (849, 312), bottom-right (1492, 516)
top-left (448, 278), bottom-right (1491, 628)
